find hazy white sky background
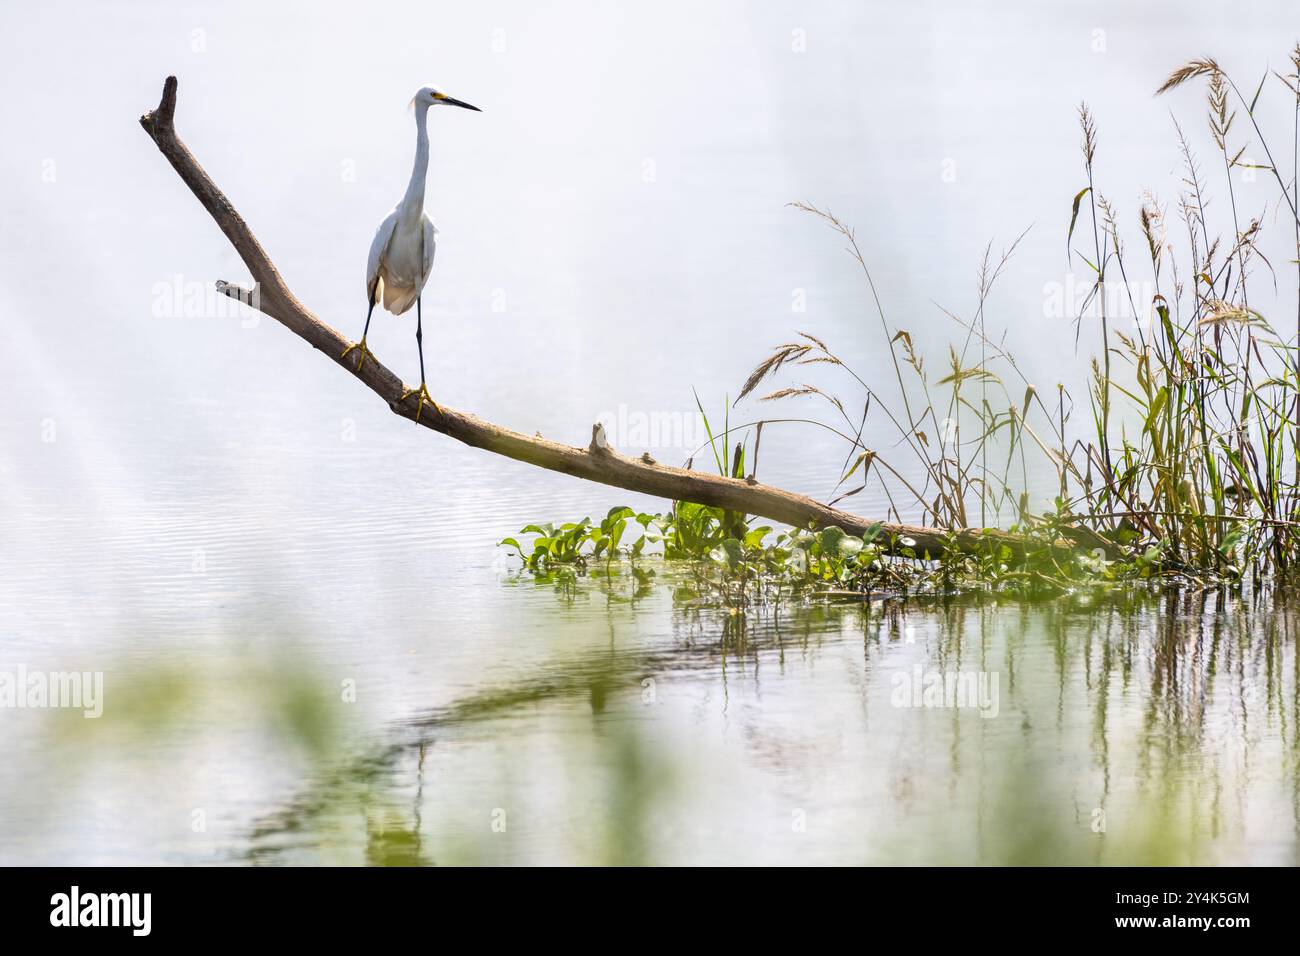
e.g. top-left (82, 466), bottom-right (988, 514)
top-left (1, 0), bottom-right (1298, 865)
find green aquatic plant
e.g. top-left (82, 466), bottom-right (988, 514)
top-left (500, 507), bottom-right (642, 571)
top-left (499, 501), bottom-right (1183, 607)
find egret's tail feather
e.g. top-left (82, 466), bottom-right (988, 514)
top-left (383, 284), bottom-right (418, 316)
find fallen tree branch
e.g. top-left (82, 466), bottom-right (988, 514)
top-left (139, 76), bottom-right (1092, 561)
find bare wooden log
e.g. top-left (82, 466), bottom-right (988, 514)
top-left (139, 76), bottom-right (1091, 561)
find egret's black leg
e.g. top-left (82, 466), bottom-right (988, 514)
top-left (341, 283), bottom-right (378, 371)
top-left (362, 290), bottom-right (377, 340)
top-left (400, 295), bottom-right (441, 421)
top-left (415, 295), bottom-right (427, 386)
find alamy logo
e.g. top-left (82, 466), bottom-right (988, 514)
top-left (0, 666), bottom-right (103, 718)
top-left (890, 666), bottom-right (1000, 718)
top-left (50, 886), bottom-right (151, 936)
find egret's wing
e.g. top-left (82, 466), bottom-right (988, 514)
top-left (366, 212), bottom-right (399, 300)
top-left (421, 217), bottom-right (438, 288)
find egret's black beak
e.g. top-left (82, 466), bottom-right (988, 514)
top-left (443, 96), bottom-right (481, 112)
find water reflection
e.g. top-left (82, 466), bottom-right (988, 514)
top-left (227, 576), bottom-right (1299, 865)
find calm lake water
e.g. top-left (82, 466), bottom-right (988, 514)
top-left (2, 1), bottom-right (1299, 864)
top-left (3, 560), bottom-right (1299, 865)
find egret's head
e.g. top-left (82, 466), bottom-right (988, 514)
top-left (409, 85), bottom-right (482, 112)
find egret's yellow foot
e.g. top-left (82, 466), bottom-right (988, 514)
top-left (400, 383), bottom-right (442, 423)
top-left (341, 337), bottom-right (372, 372)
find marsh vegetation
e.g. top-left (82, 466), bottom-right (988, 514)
top-left (507, 50), bottom-right (1300, 600)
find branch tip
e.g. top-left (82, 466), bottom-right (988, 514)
top-left (141, 76), bottom-right (178, 135)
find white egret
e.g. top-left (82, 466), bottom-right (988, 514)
top-left (343, 85), bottom-right (481, 420)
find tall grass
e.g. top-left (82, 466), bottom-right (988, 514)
top-left (741, 48), bottom-right (1300, 580)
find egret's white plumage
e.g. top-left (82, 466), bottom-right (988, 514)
top-left (343, 84), bottom-right (481, 416)
top-left (367, 210), bottom-right (436, 315)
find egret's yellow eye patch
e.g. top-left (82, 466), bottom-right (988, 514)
top-left (432, 92), bottom-right (447, 100)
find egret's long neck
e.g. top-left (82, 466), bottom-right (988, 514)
top-left (399, 103), bottom-right (431, 223)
